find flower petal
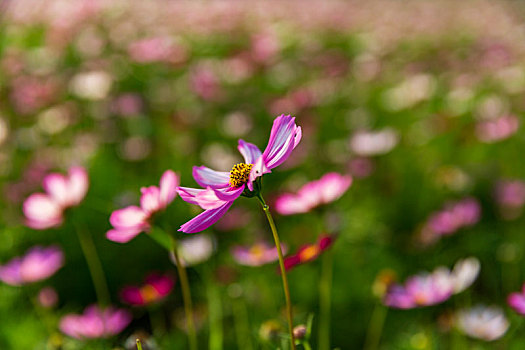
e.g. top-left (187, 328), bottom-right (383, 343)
top-left (262, 114), bottom-right (302, 169)
top-left (238, 139), bottom-right (262, 164)
top-left (23, 193), bottom-right (63, 230)
top-left (177, 187), bottom-right (206, 206)
top-left (106, 228), bottom-right (143, 243)
top-left (159, 170), bottom-right (179, 207)
top-left (179, 201), bottom-right (234, 233)
top-left (192, 166), bottom-right (230, 189)
top-left (67, 167), bottom-right (89, 206)
top-left (109, 206), bottom-right (148, 230)
top-left (140, 186), bottom-right (161, 214)
top-left (42, 174), bottom-right (69, 207)
top-left (195, 187), bottom-right (229, 210)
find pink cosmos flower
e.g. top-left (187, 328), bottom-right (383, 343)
top-left (231, 241), bottom-right (287, 267)
top-left (508, 283), bottom-right (525, 315)
top-left (120, 273), bottom-right (175, 306)
top-left (23, 167), bottom-right (89, 229)
top-left (59, 304), bottom-right (132, 339)
top-left (283, 234), bottom-right (334, 271)
top-left (275, 173), bottom-right (352, 215)
top-left (476, 115), bottom-right (519, 143)
top-left (106, 170), bottom-right (179, 243)
top-left (177, 114), bottom-right (302, 233)
top-left (0, 245), bottom-right (64, 286)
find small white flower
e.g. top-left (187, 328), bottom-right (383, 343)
top-left (171, 235), bottom-right (215, 267)
top-left (456, 305), bottom-right (509, 341)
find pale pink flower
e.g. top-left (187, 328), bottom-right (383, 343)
top-left (476, 115), bottom-right (519, 143)
top-left (275, 173), bottom-right (352, 215)
top-left (456, 306), bottom-right (509, 341)
top-left (23, 166), bottom-right (88, 230)
top-left (106, 170), bottom-right (179, 243)
top-left (0, 246), bottom-right (64, 286)
top-left (38, 286), bottom-right (58, 308)
top-left (60, 304), bottom-right (132, 339)
top-left (232, 241), bottom-right (287, 267)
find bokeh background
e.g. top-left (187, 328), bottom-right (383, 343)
top-left (1, 1), bottom-right (525, 349)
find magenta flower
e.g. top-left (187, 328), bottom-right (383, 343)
top-left (59, 304), bottom-right (132, 339)
top-left (383, 271), bottom-right (453, 309)
top-left (283, 234), bottom-right (334, 271)
top-left (508, 284), bottom-right (525, 315)
top-left (275, 172), bottom-right (352, 215)
top-left (0, 245), bottom-right (64, 286)
top-left (120, 273), bottom-right (175, 306)
top-left (106, 170), bottom-right (179, 243)
top-left (231, 241), bottom-right (287, 267)
top-left (23, 166), bottom-right (89, 229)
top-left (177, 114), bottom-right (302, 233)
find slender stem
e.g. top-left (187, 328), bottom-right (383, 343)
top-left (171, 237), bottom-right (198, 350)
top-left (318, 249), bottom-right (333, 350)
top-left (232, 296), bottom-right (254, 350)
top-left (74, 223), bottom-right (110, 306)
top-left (363, 302), bottom-right (388, 350)
top-left (136, 339), bottom-right (144, 350)
top-left (257, 195), bottom-right (296, 350)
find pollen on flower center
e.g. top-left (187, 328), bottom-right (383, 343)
top-left (229, 163), bottom-right (253, 187)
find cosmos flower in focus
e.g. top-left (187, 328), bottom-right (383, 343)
top-left (507, 283), bottom-right (525, 315)
top-left (283, 234), bottom-right (334, 271)
top-left (384, 257), bottom-right (480, 309)
top-left (170, 235), bottom-right (215, 267)
top-left (177, 114), bottom-right (301, 233)
top-left (106, 170), bottom-right (179, 243)
top-left (120, 273), bottom-right (175, 306)
top-left (0, 246), bottom-right (64, 286)
top-left (456, 306), bottom-right (509, 341)
top-left (60, 304), bottom-right (132, 340)
top-left (232, 241), bottom-right (287, 267)
top-left (275, 172), bottom-right (352, 215)
top-left (23, 166), bottom-right (89, 229)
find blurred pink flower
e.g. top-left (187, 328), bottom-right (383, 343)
top-left (111, 93), bottom-right (143, 117)
top-left (120, 273), bottom-right (175, 306)
top-left (10, 76), bottom-right (57, 115)
top-left (107, 170), bottom-right (179, 243)
top-left (128, 37), bottom-right (187, 64)
top-left (190, 65), bottom-right (221, 101)
top-left (0, 246), bottom-right (64, 286)
top-left (60, 304), bottom-right (132, 340)
top-left (38, 286), bottom-right (59, 308)
top-left (283, 234), bottom-right (334, 271)
top-left (495, 180), bottom-right (525, 220)
top-left (231, 241), bottom-right (287, 267)
top-left (476, 115), bottom-right (519, 143)
top-left (23, 166), bottom-right (89, 229)
top-left (275, 173), bottom-right (352, 215)
top-left (250, 32), bottom-right (280, 64)
top-left (508, 284), bottom-right (525, 316)
top-left (420, 197), bottom-right (481, 244)
top-left (177, 114), bottom-right (301, 233)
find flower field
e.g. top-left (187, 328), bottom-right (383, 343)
top-left (1, 1), bottom-right (525, 349)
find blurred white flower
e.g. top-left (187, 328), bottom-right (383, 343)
top-left (456, 306), bottom-right (509, 341)
top-left (449, 257), bottom-right (480, 294)
top-left (349, 128), bottom-right (398, 156)
top-left (70, 71), bottom-right (112, 100)
top-left (171, 235), bottom-right (215, 267)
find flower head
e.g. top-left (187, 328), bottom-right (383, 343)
top-left (232, 241), bottom-right (287, 267)
top-left (177, 114), bottom-right (301, 233)
top-left (60, 304), bottom-right (132, 339)
top-left (23, 166), bottom-right (88, 229)
top-left (0, 245), bottom-right (64, 286)
top-left (283, 234), bottom-right (334, 271)
top-left (507, 283), bottom-right (525, 315)
top-left (275, 173), bottom-right (352, 215)
top-left (106, 170), bottom-right (179, 243)
top-left (120, 273), bottom-right (175, 306)
top-left (456, 306), bottom-right (509, 341)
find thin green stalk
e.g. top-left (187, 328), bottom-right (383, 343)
top-left (74, 224), bottom-right (110, 306)
top-left (318, 249), bottom-right (333, 350)
top-left (171, 237), bottom-right (198, 350)
top-left (205, 267), bottom-right (223, 350)
top-left (136, 339), bottom-right (144, 350)
top-left (232, 297), bottom-right (254, 350)
top-left (363, 303), bottom-right (388, 350)
top-left (257, 194), bottom-right (296, 350)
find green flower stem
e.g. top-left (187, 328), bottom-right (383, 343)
top-left (204, 266), bottom-right (223, 350)
top-left (318, 249), bottom-right (333, 350)
top-left (363, 302), bottom-right (388, 350)
top-left (170, 236), bottom-right (198, 350)
top-left (136, 339), bottom-right (144, 350)
top-left (74, 223), bottom-right (110, 307)
top-left (257, 194), bottom-right (296, 350)
top-left (232, 296), bottom-right (254, 350)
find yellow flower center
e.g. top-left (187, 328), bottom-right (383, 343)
top-left (299, 245), bottom-right (320, 262)
top-left (229, 163), bottom-right (253, 187)
top-left (140, 284), bottom-right (160, 303)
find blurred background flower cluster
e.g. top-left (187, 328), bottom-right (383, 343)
top-left (1, 1), bottom-right (525, 349)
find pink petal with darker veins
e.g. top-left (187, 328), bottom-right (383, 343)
top-left (192, 166), bottom-right (231, 189)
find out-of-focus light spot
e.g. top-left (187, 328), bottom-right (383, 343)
top-left (119, 136), bottom-right (151, 161)
top-left (496, 66), bottom-right (525, 94)
top-left (221, 112), bottom-right (253, 137)
top-left (37, 106), bottom-right (70, 134)
top-left (497, 243), bottom-right (520, 263)
top-left (475, 95), bottom-right (508, 121)
top-left (382, 74), bottom-right (436, 111)
top-left (70, 71), bottom-right (113, 100)
top-left (201, 143), bottom-right (239, 171)
top-left (349, 128), bottom-right (399, 156)
top-left (0, 118), bottom-right (9, 145)
top-left (445, 88), bottom-right (473, 116)
top-left (409, 332), bottom-right (428, 349)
